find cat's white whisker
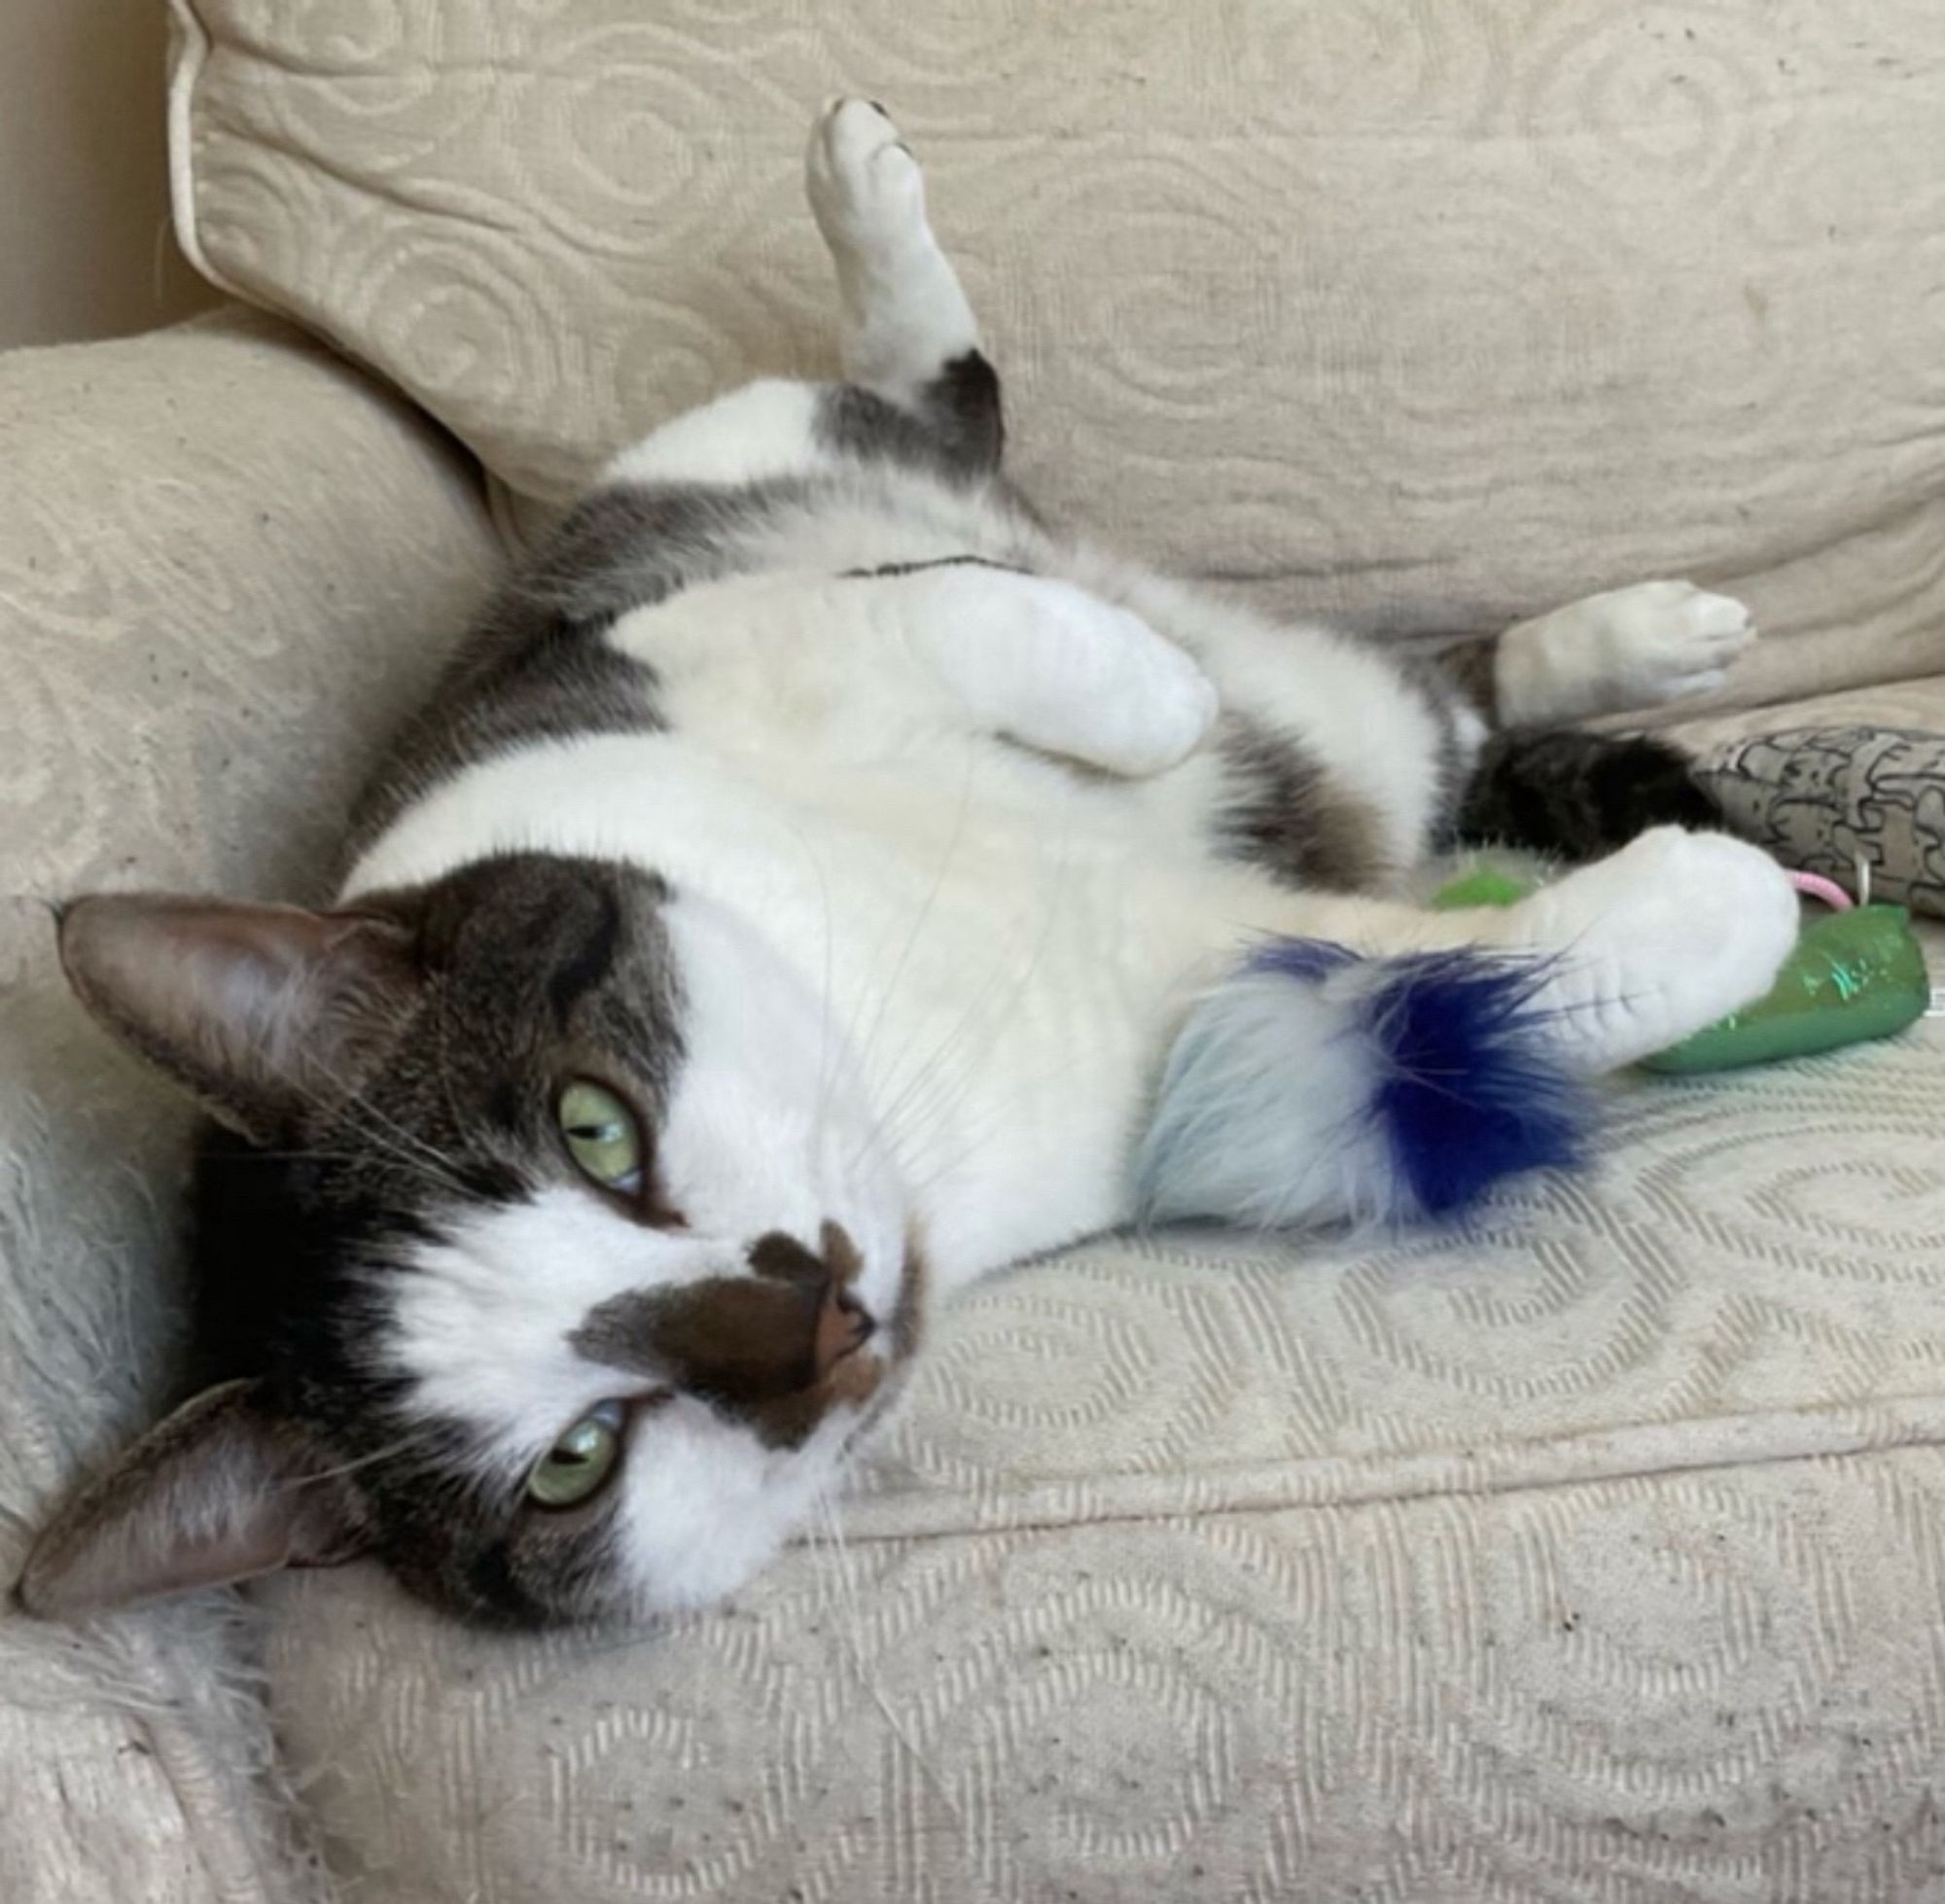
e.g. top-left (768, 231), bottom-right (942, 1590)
top-left (804, 1492), bottom-right (965, 1826)
top-left (285, 1059), bottom-right (477, 1203)
top-left (284, 1420), bottom-right (453, 1491)
top-left (840, 735), bottom-right (982, 1110)
top-left (862, 815), bottom-right (1081, 1183)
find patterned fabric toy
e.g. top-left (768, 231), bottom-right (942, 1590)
top-left (1695, 723), bottom-right (1945, 918)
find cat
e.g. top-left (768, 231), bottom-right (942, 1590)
top-left (18, 99), bottom-right (1795, 1629)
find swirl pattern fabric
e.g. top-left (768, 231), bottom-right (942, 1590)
top-left (169, 0), bottom-right (1945, 713)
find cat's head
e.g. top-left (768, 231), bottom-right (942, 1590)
top-left (18, 853), bottom-right (922, 1628)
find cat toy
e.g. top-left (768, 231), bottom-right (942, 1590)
top-left (1427, 859), bottom-right (1931, 1075)
top-left (1643, 873), bottom-right (1930, 1074)
top-left (1134, 937), bottom-right (1590, 1232)
top-left (1133, 854), bottom-right (1930, 1235)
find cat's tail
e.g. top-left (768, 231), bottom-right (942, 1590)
top-left (1133, 940), bottom-right (1590, 1231)
top-left (1453, 728), bottom-right (1722, 861)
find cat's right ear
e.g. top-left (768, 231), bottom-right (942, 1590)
top-left (15, 1380), bottom-right (368, 1618)
top-left (56, 893), bottom-right (420, 1143)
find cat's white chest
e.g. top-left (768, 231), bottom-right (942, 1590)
top-left (345, 718), bottom-right (1242, 1286)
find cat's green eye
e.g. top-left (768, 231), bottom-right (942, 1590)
top-left (527, 1399), bottom-right (625, 1509)
top-left (557, 1080), bottom-right (643, 1193)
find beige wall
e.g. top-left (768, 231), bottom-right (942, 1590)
top-left (1, 0), bottom-right (215, 349)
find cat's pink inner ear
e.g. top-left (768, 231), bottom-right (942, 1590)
top-left (15, 1380), bottom-right (367, 1618)
top-left (56, 893), bottom-right (419, 1141)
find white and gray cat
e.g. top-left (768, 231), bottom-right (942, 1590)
top-left (19, 101), bottom-right (1794, 1628)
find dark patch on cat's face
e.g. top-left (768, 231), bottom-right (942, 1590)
top-left (1215, 713), bottom-right (1388, 892)
top-left (569, 1224), bottom-right (877, 1450)
top-left (188, 852), bottom-right (691, 1626)
top-left (176, 852), bottom-right (922, 1628)
top-left (545, 880), bottom-right (622, 1023)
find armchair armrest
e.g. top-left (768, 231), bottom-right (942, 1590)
top-left (0, 308), bottom-right (498, 1904)
top-left (2, 305), bottom-right (498, 904)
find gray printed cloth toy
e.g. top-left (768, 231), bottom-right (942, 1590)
top-left (1694, 724), bottom-right (1945, 918)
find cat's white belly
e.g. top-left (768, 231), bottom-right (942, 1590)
top-left (344, 728), bottom-right (1268, 1287)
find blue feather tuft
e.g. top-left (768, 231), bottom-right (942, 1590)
top-left (1134, 938), bottom-right (1590, 1231)
top-left (1244, 937), bottom-right (1359, 984)
top-left (1362, 949), bottom-right (1586, 1217)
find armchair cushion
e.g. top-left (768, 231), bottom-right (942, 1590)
top-left (0, 308), bottom-right (498, 1904)
top-left (170, 0), bottom-right (1945, 709)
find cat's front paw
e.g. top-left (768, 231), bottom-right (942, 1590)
top-left (1516, 826), bottom-right (1797, 1071)
top-left (913, 569), bottom-right (1219, 778)
top-left (1082, 605), bottom-right (1222, 776)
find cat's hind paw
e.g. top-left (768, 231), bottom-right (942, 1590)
top-left (1499, 581), bottom-right (1756, 723)
top-left (807, 98), bottom-right (928, 270)
top-left (1585, 580), bottom-right (1755, 707)
top-left (804, 97), bottom-right (980, 393)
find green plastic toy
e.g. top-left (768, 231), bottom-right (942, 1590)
top-left (1431, 861), bottom-right (1931, 1073)
top-left (1643, 901), bottom-right (1928, 1073)
top-left (1428, 865), bottom-right (1532, 911)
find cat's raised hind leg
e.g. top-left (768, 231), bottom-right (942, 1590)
top-left (601, 100), bottom-right (998, 495)
top-left (1494, 580), bottom-right (1756, 725)
top-left (806, 97), bottom-right (1003, 476)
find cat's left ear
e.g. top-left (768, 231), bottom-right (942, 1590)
top-left (15, 1380), bottom-right (368, 1618)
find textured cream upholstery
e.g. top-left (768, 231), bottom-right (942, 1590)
top-left (5, 4), bottom-right (1945, 1900)
top-left (170, 0), bottom-right (1945, 713)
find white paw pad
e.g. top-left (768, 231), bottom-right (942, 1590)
top-left (1088, 608), bottom-right (1222, 775)
top-left (1584, 580), bottom-right (1756, 706)
top-left (806, 97), bottom-right (928, 262)
top-left (1519, 827), bottom-right (1797, 1070)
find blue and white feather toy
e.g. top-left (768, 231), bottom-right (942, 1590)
top-left (1133, 940), bottom-right (1589, 1231)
